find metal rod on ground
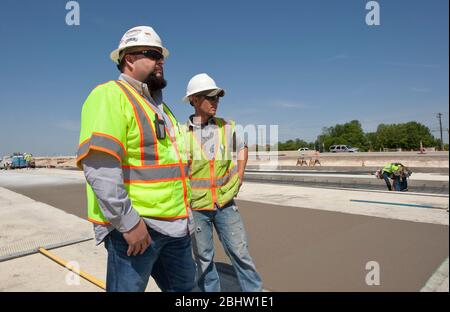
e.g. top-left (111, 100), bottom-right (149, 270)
top-left (38, 247), bottom-right (106, 290)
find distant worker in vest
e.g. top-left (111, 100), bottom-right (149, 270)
top-left (77, 26), bottom-right (195, 292)
top-left (183, 73), bottom-right (263, 292)
top-left (376, 162), bottom-right (400, 191)
top-left (23, 153), bottom-right (33, 169)
top-left (376, 162), bottom-right (411, 191)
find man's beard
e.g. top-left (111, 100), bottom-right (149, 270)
top-left (145, 71), bottom-right (167, 91)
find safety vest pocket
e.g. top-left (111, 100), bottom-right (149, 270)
top-left (192, 189), bottom-right (209, 202)
top-left (217, 175), bottom-right (240, 198)
top-left (127, 182), bottom-right (173, 209)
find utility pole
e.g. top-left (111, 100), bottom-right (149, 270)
top-left (437, 113), bottom-right (444, 151)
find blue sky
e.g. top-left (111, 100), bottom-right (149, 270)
top-left (0, 0), bottom-right (448, 156)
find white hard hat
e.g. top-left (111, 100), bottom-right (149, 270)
top-left (182, 73), bottom-right (225, 103)
top-left (110, 26), bottom-right (169, 65)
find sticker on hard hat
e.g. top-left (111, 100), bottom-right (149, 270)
top-left (125, 29), bottom-right (141, 37)
top-left (125, 37), bottom-right (138, 44)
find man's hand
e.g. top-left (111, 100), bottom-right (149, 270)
top-left (123, 219), bottom-right (152, 256)
top-left (237, 146), bottom-right (248, 194)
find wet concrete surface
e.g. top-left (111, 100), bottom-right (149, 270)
top-left (4, 182), bottom-right (448, 291)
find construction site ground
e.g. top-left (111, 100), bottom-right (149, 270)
top-left (0, 167), bottom-right (448, 292)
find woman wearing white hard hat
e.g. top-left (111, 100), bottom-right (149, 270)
top-left (183, 73), bottom-right (225, 104)
top-left (185, 73), bottom-right (263, 292)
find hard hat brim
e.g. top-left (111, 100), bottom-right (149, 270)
top-left (182, 88), bottom-right (225, 103)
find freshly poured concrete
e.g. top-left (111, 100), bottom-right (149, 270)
top-left (237, 182), bottom-right (449, 225)
top-left (0, 169), bottom-right (448, 291)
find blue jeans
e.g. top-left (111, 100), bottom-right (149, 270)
top-left (192, 200), bottom-right (263, 292)
top-left (400, 177), bottom-right (408, 191)
top-left (104, 227), bottom-right (196, 292)
top-left (382, 172), bottom-right (400, 191)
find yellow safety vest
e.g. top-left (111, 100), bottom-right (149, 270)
top-left (382, 163), bottom-right (400, 175)
top-left (188, 118), bottom-right (241, 210)
top-left (77, 80), bottom-right (191, 224)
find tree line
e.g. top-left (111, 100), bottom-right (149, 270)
top-left (277, 120), bottom-right (447, 152)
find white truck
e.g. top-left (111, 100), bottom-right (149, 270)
top-left (329, 145), bottom-right (359, 153)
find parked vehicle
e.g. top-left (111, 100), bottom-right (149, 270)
top-left (297, 147), bottom-right (309, 154)
top-left (0, 156), bottom-right (12, 170)
top-left (11, 155), bottom-right (27, 169)
top-left (329, 145), bottom-right (359, 153)
top-left (1, 153), bottom-right (35, 169)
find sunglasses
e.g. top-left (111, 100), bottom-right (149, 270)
top-left (202, 95), bottom-right (220, 102)
top-left (129, 49), bottom-right (164, 61)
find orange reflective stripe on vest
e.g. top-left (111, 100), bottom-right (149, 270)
top-left (118, 81), bottom-right (190, 211)
top-left (188, 118), bottom-right (240, 210)
top-left (77, 132), bottom-right (126, 163)
top-left (190, 165), bottom-right (238, 189)
top-left (122, 163), bottom-right (190, 183)
top-left (119, 80), bottom-right (191, 213)
top-left (115, 80), bottom-right (158, 165)
top-left (78, 80), bottom-right (191, 223)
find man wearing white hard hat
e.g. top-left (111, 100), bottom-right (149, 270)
top-left (77, 26), bottom-right (195, 292)
top-left (184, 73), bottom-right (263, 292)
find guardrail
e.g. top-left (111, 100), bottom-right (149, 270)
top-left (244, 171), bottom-right (449, 194)
top-left (246, 165), bottom-right (449, 174)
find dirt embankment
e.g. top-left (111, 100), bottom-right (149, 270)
top-left (247, 151), bottom-right (449, 168)
top-left (32, 151), bottom-right (449, 169)
top-left (34, 156), bottom-right (77, 169)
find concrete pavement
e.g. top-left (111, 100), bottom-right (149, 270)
top-left (237, 182), bottom-right (449, 225)
top-left (0, 186), bottom-right (160, 292)
top-left (0, 169), bottom-right (448, 291)
top-left (225, 199), bottom-right (448, 291)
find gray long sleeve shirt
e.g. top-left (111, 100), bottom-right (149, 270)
top-left (83, 74), bottom-right (194, 245)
